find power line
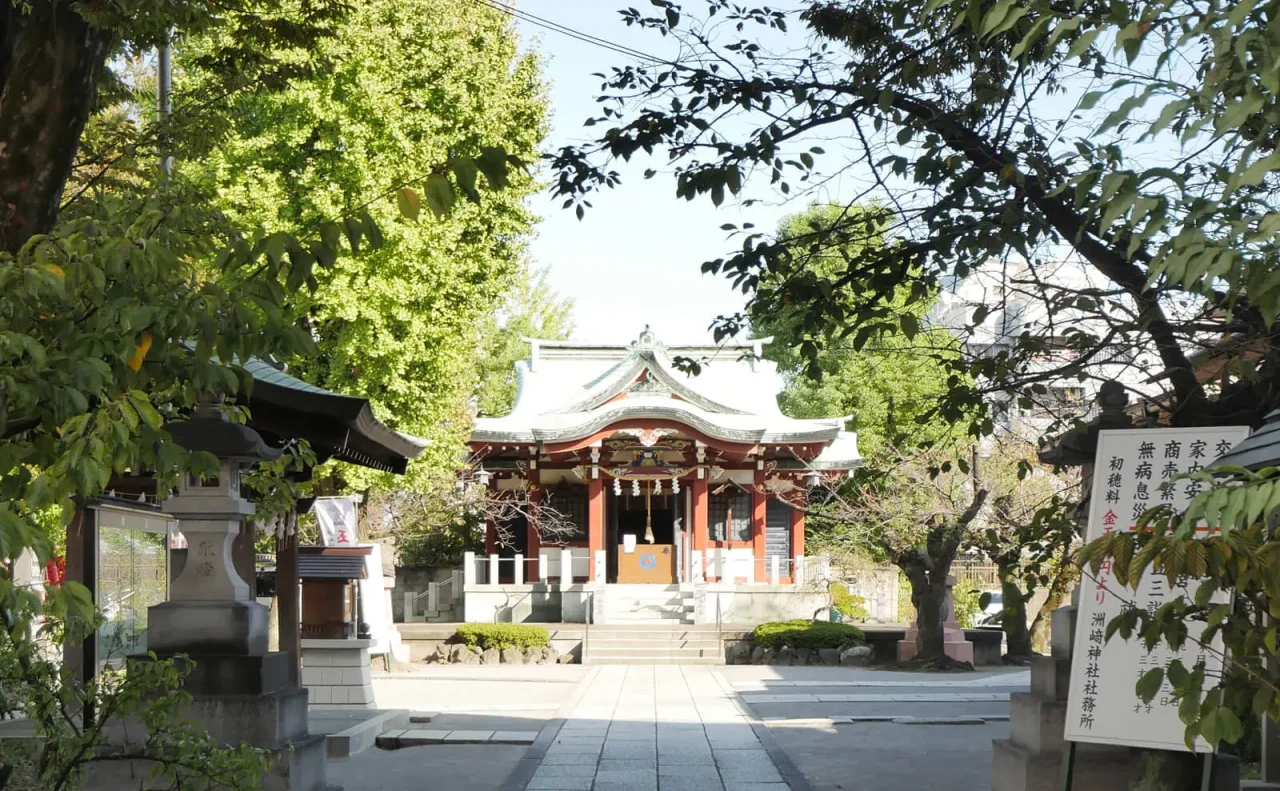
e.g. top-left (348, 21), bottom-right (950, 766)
top-left (472, 0), bottom-right (670, 67)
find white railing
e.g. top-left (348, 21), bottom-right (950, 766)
top-left (456, 549), bottom-right (828, 587)
top-left (688, 550), bottom-right (822, 585)
top-left (462, 550), bottom-right (599, 586)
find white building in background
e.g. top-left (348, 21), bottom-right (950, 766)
top-left (930, 258), bottom-right (1166, 441)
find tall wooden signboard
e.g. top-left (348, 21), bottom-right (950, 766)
top-left (1064, 427), bottom-right (1248, 761)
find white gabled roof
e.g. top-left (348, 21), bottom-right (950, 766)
top-left (471, 328), bottom-right (861, 466)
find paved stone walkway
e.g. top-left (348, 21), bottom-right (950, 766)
top-left (522, 665), bottom-right (795, 791)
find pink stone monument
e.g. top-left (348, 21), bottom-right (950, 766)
top-left (897, 573), bottom-right (975, 664)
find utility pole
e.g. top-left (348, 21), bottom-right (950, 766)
top-left (157, 30), bottom-right (173, 176)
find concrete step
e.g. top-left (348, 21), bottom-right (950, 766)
top-left (990, 737), bottom-right (1225, 791)
top-left (587, 624), bottom-right (723, 632)
top-left (587, 629), bottom-right (717, 638)
top-left (1030, 653), bottom-right (1072, 701)
top-left (1008, 692), bottom-right (1064, 755)
top-left (588, 646), bottom-right (723, 657)
top-left (589, 638), bottom-right (722, 649)
top-left (586, 650), bottom-right (727, 660)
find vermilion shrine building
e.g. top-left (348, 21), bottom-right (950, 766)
top-left (463, 329), bottom-right (860, 621)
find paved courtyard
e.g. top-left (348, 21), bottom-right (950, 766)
top-left (324, 664), bottom-right (1031, 791)
top-left (326, 666), bottom-right (587, 791)
top-left (512, 665), bottom-right (801, 791)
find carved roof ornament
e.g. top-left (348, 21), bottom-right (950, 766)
top-left (618, 427), bottom-right (676, 447)
top-left (630, 325), bottom-right (664, 356)
top-left (626, 371), bottom-right (674, 397)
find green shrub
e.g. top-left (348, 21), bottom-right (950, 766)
top-left (830, 582), bottom-right (870, 621)
top-left (454, 624), bottom-right (550, 651)
top-left (753, 619), bottom-right (865, 650)
top-left (952, 586), bottom-right (983, 628)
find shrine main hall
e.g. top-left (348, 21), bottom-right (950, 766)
top-left (462, 329), bottom-right (860, 622)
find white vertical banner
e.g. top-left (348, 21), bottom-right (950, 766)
top-left (314, 496), bottom-right (358, 547)
top-left (1065, 426), bottom-right (1249, 752)
top-left (358, 544), bottom-right (390, 656)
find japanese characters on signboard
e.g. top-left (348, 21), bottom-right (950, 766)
top-left (314, 496), bottom-right (359, 547)
top-left (1064, 427), bottom-right (1249, 752)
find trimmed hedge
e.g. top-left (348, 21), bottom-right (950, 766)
top-left (752, 619), bottom-right (865, 650)
top-left (454, 624), bottom-right (551, 651)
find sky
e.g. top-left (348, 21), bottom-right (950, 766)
top-left (512, 2), bottom-right (800, 345)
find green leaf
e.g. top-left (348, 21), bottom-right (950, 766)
top-left (476, 146), bottom-right (510, 190)
top-left (425, 173), bottom-right (456, 219)
top-left (1136, 667), bottom-right (1164, 703)
top-left (452, 157), bottom-right (481, 201)
top-left (342, 216), bottom-right (364, 254)
top-left (986, 5), bottom-right (1028, 40)
top-left (396, 187), bottom-right (422, 221)
top-left (900, 313), bottom-right (919, 340)
top-left (1254, 686), bottom-right (1274, 717)
top-left (1219, 708), bottom-right (1244, 745)
top-left (265, 232), bottom-right (288, 266)
top-left (1011, 14), bottom-right (1053, 58)
top-left (1066, 28), bottom-right (1100, 59)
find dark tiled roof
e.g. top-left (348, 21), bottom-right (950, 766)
top-left (298, 554), bottom-right (367, 580)
top-left (1211, 409), bottom-right (1280, 470)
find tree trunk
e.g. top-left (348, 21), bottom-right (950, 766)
top-left (1000, 574), bottom-right (1034, 663)
top-left (1030, 550), bottom-right (1078, 654)
top-left (0, 1), bottom-right (111, 254)
top-left (901, 558), bottom-right (948, 662)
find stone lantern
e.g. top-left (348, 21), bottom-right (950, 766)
top-left (148, 401), bottom-right (281, 657)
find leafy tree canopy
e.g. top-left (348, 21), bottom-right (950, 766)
top-left (183, 0), bottom-right (552, 491)
top-left (753, 203), bottom-right (971, 455)
top-left (550, 0), bottom-right (1280, 436)
top-left (476, 265), bottom-right (575, 418)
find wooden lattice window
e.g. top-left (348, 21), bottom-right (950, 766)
top-left (544, 489), bottom-right (588, 542)
top-left (709, 489), bottom-right (752, 542)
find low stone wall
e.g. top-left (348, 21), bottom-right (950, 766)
top-left (723, 639), bottom-right (873, 667)
top-left (699, 585), bottom-right (831, 624)
top-left (720, 624), bottom-right (1003, 667)
top-left (421, 643), bottom-right (576, 665)
top-left (837, 567), bottom-right (900, 623)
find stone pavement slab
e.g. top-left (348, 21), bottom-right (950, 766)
top-left (724, 665), bottom-right (1030, 791)
top-left (511, 665), bottom-right (805, 791)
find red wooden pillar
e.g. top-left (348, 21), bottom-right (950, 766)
top-left (789, 500), bottom-right (806, 583)
top-left (588, 476), bottom-right (605, 581)
top-left (484, 518), bottom-right (497, 556)
top-left (751, 473), bottom-right (767, 583)
top-left (692, 476), bottom-right (708, 579)
top-left (527, 486), bottom-right (541, 582)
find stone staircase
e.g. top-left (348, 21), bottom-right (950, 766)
top-left (599, 584), bottom-right (696, 624)
top-left (584, 624), bottom-right (725, 665)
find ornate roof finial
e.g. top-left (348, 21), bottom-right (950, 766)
top-left (631, 325), bottom-right (661, 353)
